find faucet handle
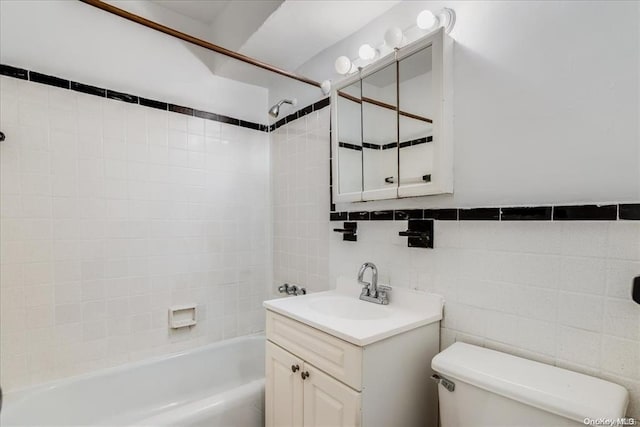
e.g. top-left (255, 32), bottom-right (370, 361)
top-left (377, 284), bottom-right (392, 292)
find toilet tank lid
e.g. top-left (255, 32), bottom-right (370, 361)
top-left (431, 343), bottom-right (629, 423)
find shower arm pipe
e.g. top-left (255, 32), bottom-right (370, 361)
top-left (78, 0), bottom-right (322, 89)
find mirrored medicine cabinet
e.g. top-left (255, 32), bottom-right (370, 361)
top-left (331, 28), bottom-right (453, 202)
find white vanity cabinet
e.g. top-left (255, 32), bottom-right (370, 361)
top-left (266, 341), bottom-right (360, 427)
top-left (265, 310), bottom-right (441, 427)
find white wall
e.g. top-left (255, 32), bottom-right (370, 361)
top-left (0, 0), bottom-right (268, 124)
top-left (307, 0), bottom-right (640, 209)
top-left (0, 77), bottom-right (269, 390)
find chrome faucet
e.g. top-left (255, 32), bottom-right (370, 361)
top-left (358, 262), bottom-right (391, 305)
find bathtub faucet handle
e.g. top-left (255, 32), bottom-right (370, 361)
top-left (291, 364), bottom-right (300, 372)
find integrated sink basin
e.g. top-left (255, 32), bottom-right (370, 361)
top-left (263, 276), bottom-right (444, 346)
top-left (308, 295), bottom-right (392, 320)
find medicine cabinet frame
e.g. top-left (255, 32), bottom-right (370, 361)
top-left (331, 27), bottom-right (453, 203)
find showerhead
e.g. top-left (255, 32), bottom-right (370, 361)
top-left (268, 98), bottom-right (297, 118)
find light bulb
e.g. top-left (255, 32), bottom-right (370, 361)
top-left (384, 27), bottom-right (403, 49)
top-left (320, 80), bottom-right (331, 95)
top-left (358, 44), bottom-right (376, 61)
top-left (417, 9), bottom-right (439, 30)
top-left (334, 56), bottom-right (352, 75)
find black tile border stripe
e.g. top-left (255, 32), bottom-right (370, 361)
top-left (501, 206), bottom-right (552, 221)
top-left (619, 204), bottom-right (640, 220)
top-left (339, 142), bottom-right (362, 151)
top-left (553, 204), bottom-right (617, 221)
top-left (348, 211), bottom-right (370, 221)
top-left (0, 64), bottom-right (28, 80)
top-left (107, 89), bottom-right (138, 104)
top-left (370, 210), bottom-right (394, 220)
top-left (71, 81), bottom-right (106, 97)
top-left (139, 97), bottom-right (167, 111)
top-left (330, 204), bottom-right (639, 222)
top-left (338, 137), bottom-right (432, 151)
top-left (29, 71), bottom-right (70, 89)
top-left (394, 209), bottom-right (423, 220)
top-left (459, 208), bottom-right (500, 221)
top-left (1, 63), bottom-right (271, 132)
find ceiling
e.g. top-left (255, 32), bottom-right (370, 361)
top-left (143, 0), bottom-right (401, 83)
top-left (148, 0), bottom-right (232, 25)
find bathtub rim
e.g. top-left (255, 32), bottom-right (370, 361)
top-left (1, 333), bottom-right (265, 408)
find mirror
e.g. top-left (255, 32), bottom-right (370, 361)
top-left (336, 80), bottom-right (363, 196)
top-left (331, 28), bottom-right (452, 203)
top-left (398, 46), bottom-right (434, 188)
top-left (361, 62), bottom-right (397, 200)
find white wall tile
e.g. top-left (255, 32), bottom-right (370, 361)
top-left (0, 77), bottom-right (270, 390)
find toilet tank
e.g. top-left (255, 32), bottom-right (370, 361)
top-left (432, 343), bottom-right (629, 427)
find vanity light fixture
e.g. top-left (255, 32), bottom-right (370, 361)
top-left (416, 10), bottom-right (438, 30)
top-left (334, 55), bottom-right (353, 75)
top-left (358, 43), bottom-right (378, 61)
top-left (321, 80), bottom-right (332, 95)
top-left (332, 8), bottom-right (455, 77)
top-left (384, 27), bottom-right (404, 49)
top-left (417, 8), bottom-right (456, 34)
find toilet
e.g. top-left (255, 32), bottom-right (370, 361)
top-left (432, 342), bottom-right (629, 426)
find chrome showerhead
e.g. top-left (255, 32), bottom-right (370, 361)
top-left (268, 98), bottom-right (297, 118)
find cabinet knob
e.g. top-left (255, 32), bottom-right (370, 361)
top-left (291, 364), bottom-right (300, 372)
top-left (301, 371), bottom-right (310, 380)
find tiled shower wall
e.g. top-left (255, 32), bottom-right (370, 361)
top-left (271, 106), bottom-right (331, 296)
top-left (0, 76), bottom-right (269, 390)
top-left (272, 112), bottom-right (640, 417)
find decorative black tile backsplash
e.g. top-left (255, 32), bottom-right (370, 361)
top-left (501, 206), bottom-right (552, 221)
top-left (0, 64), bottom-right (28, 80)
top-left (338, 137), bottom-right (431, 151)
top-left (0, 63), bottom-right (274, 132)
top-left (107, 89), bottom-right (138, 104)
top-left (139, 97), bottom-right (168, 111)
top-left (168, 104), bottom-right (194, 115)
top-left (553, 205), bottom-right (617, 221)
top-left (459, 208), bottom-right (500, 221)
top-left (29, 71), bottom-right (70, 89)
top-left (424, 209), bottom-right (458, 220)
top-left (362, 142), bottom-right (381, 150)
top-left (331, 204), bottom-right (638, 222)
top-left (338, 142), bottom-right (363, 151)
top-left (330, 211), bottom-right (348, 221)
top-left (71, 81), bottom-right (106, 97)
top-left (619, 204), bottom-right (640, 220)
top-left (348, 211), bottom-right (370, 221)
top-left (394, 209), bottom-right (423, 220)
top-left (370, 210), bottom-right (394, 220)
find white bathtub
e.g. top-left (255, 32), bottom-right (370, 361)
top-left (1, 335), bottom-right (265, 426)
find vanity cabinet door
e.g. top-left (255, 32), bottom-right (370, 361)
top-left (266, 341), bottom-right (304, 427)
top-left (303, 364), bottom-right (361, 427)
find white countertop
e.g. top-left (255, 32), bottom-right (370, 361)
top-left (263, 277), bottom-right (444, 346)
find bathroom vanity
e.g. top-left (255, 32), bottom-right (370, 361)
top-left (263, 277), bottom-right (444, 427)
